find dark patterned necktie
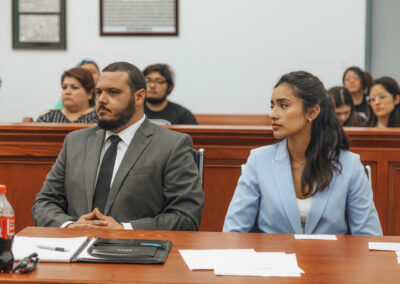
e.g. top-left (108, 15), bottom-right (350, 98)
top-left (93, 135), bottom-right (121, 213)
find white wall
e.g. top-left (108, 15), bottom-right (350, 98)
top-left (0, 0), bottom-right (366, 122)
top-left (370, 0), bottom-right (400, 83)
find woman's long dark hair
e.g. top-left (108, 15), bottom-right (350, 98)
top-left (275, 71), bottom-right (350, 196)
top-left (366, 77), bottom-right (400, 127)
top-left (328, 86), bottom-right (362, 126)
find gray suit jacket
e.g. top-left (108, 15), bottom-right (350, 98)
top-left (31, 119), bottom-right (204, 230)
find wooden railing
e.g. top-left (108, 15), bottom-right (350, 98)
top-left (0, 123), bottom-right (399, 235)
top-left (194, 114), bottom-right (272, 125)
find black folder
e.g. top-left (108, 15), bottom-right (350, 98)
top-left (71, 238), bottom-right (172, 264)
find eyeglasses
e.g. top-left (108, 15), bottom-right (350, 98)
top-left (344, 75), bottom-right (360, 81)
top-left (367, 93), bottom-right (389, 104)
top-left (12, 252), bottom-right (39, 274)
top-left (145, 79), bottom-right (167, 85)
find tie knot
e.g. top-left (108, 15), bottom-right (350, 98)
top-left (108, 135), bottom-right (121, 145)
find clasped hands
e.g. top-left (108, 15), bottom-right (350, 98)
top-left (66, 208), bottom-right (123, 229)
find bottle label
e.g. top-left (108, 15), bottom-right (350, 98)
top-left (0, 216), bottom-right (15, 238)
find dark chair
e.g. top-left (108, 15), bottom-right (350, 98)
top-left (192, 148), bottom-right (205, 184)
top-left (364, 165), bottom-right (372, 189)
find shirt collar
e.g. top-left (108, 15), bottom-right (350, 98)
top-left (104, 115), bottom-right (146, 146)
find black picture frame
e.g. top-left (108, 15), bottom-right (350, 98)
top-left (12, 0), bottom-right (66, 49)
top-left (100, 0), bottom-right (178, 36)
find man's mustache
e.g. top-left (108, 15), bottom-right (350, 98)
top-left (97, 104), bottom-right (112, 113)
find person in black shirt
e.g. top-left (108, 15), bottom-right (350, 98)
top-left (342, 66), bottom-right (371, 120)
top-left (143, 64), bottom-right (197, 125)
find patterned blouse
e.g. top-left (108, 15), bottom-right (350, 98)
top-left (36, 109), bottom-right (98, 123)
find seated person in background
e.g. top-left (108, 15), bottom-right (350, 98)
top-left (55, 59), bottom-right (100, 110)
top-left (223, 71), bottom-right (382, 235)
top-left (79, 59), bottom-right (100, 85)
top-left (143, 63), bottom-right (197, 125)
top-left (37, 67), bottom-right (97, 123)
top-left (366, 76), bottom-right (400, 127)
top-left (342, 66), bottom-right (371, 120)
top-left (32, 61), bottom-right (204, 230)
top-left (328, 86), bottom-right (364, 126)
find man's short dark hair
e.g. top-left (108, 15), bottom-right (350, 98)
top-left (143, 63), bottom-right (174, 95)
top-left (102, 62), bottom-right (147, 95)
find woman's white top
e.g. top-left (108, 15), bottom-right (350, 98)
top-left (297, 197), bottom-right (312, 231)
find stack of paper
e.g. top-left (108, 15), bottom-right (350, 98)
top-left (179, 249), bottom-right (304, 277)
top-left (294, 234), bottom-right (337, 240)
top-left (369, 242), bottom-right (400, 264)
top-left (368, 242), bottom-right (400, 251)
top-left (12, 236), bottom-right (88, 262)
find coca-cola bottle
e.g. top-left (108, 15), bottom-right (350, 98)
top-left (0, 185), bottom-right (14, 273)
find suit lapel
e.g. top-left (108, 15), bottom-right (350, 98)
top-left (305, 172), bottom-right (336, 233)
top-left (104, 119), bottom-right (154, 215)
top-left (272, 139), bottom-right (303, 233)
top-left (85, 127), bottom-right (105, 212)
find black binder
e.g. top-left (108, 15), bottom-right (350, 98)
top-left (71, 238), bottom-right (172, 264)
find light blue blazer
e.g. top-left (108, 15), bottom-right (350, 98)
top-left (223, 139), bottom-right (382, 235)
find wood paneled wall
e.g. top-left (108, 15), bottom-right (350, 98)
top-left (0, 123), bottom-right (399, 235)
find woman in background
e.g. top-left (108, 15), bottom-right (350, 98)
top-left (366, 77), bottom-right (400, 127)
top-left (328, 86), bottom-right (363, 126)
top-left (37, 67), bottom-right (97, 123)
top-left (342, 66), bottom-right (370, 120)
top-left (223, 71), bottom-right (382, 235)
top-left (54, 59), bottom-right (100, 110)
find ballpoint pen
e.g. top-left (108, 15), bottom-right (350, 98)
top-left (37, 245), bottom-right (69, 252)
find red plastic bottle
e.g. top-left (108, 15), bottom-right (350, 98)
top-left (0, 185), bottom-right (15, 273)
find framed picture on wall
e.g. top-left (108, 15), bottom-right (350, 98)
top-left (100, 0), bottom-right (178, 36)
top-left (12, 0), bottom-right (66, 49)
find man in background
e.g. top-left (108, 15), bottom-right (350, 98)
top-left (143, 63), bottom-right (197, 125)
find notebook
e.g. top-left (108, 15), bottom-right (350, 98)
top-left (72, 238), bottom-right (172, 264)
top-left (12, 236), bottom-right (89, 262)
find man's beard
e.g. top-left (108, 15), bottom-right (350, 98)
top-left (97, 95), bottom-right (136, 131)
top-left (146, 93), bottom-right (168, 105)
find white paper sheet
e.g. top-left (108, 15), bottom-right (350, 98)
top-left (368, 242), bottom-right (400, 251)
top-left (294, 234), bottom-right (337, 240)
top-left (214, 252), bottom-right (304, 277)
top-left (179, 249), bottom-right (256, 270)
top-left (12, 236), bottom-right (88, 262)
top-left (179, 249), bottom-right (304, 277)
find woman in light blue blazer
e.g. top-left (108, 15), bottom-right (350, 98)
top-left (223, 71), bottom-right (382, 235)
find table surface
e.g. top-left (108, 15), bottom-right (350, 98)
top-left (2, 227), bottom-right (400, 283)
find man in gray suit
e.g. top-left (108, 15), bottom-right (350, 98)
top-left (32, 62), bottom-right (204, 230)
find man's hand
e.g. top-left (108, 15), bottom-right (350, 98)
top-left (66, 209), bottom-right (123, 229)
top-left (92, 208), bottom-right (124, 229)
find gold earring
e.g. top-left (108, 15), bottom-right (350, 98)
top-left (308, 118), bottom-right (312, 122)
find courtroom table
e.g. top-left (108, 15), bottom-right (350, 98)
top-left (0, 124), bottom-right (400, 235)
top-left (2, 227), bottom-right (400, 283)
